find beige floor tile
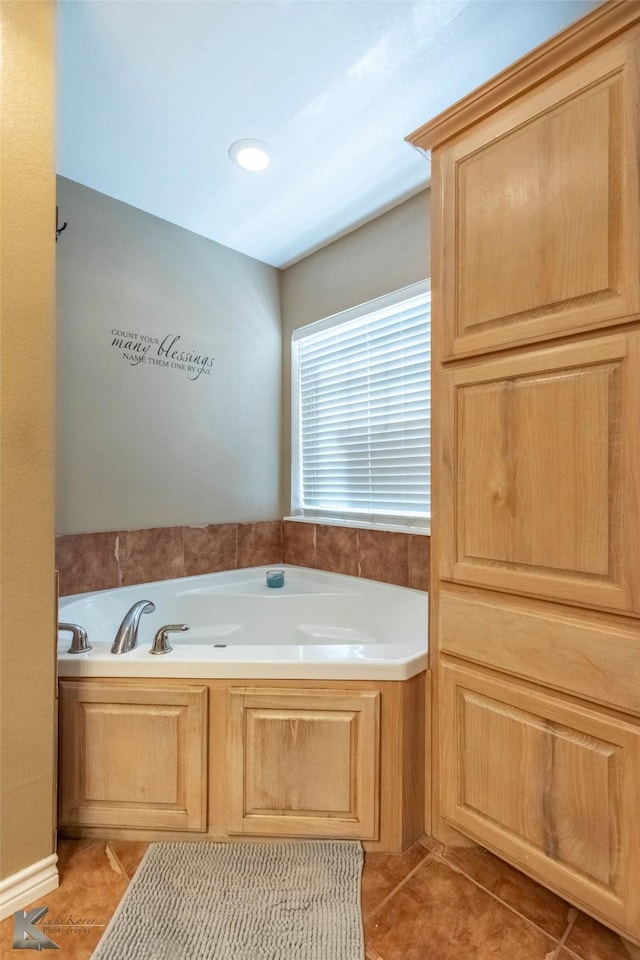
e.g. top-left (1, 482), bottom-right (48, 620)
top-left (440, 845), bottom-right (574, 939)
top-left (48, 840), bottom-right (130, 923)
top-left (11, 836), bottom-right (631, 960)
top-left (365, 856), bottom-right (559, 960)
top-left (362, 842), bottom-right (432, 919)
top-left (106, 840), bottom-right (151, 880)
top-left (0, 839), bottom-right (128, 959)
top-left (563, 912), bottom-right (640, 960)
top-left (418, 834), bottom-right (441, 853)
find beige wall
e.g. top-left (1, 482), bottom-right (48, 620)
top-left (56, 178), bottom-right (282, 535)
top-left (279, 190), bottom-right (431, 512)
top-left (57, 182), bottom-right (430, 533)
top-left (0, 0), bottom-right (56, 880)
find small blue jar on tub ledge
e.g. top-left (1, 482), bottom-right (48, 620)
top-left (266, 569), bottom-right (285, 588)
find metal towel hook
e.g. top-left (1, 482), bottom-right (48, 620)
top-left (56, 206), bottom-right (68, 242)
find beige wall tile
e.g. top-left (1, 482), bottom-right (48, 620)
top-left (358, 530), bottom-right (410, 587)
top-left (282, 521), bottom-right (317, 567)
top-left (184, 523), bottom-right (238, 576)
top-left (118, 527), bottom-right (184, 586)
top-left (316, 525), bottom-right (359, 577)
top-left (56, 532), bottom-right (119, 596)
top-left (238, 521), bottom-right (282, 567)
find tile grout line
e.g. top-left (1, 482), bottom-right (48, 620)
top-left (365, 948), bottom-right (384, 960)
top-left (549, 907), bottom-right (580, 960)
top-left (364, 850), bottom-right (439, 923)
top-left (426, 847), bottom-right (571, 947)
top-left (104, 842), bottom-right (132, 884)
top-left (418, 836), bottom-right (442, 854)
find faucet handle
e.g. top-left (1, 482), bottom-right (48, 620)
top-left (150, 623), bottom-right (189, 655)
top-left (59, 622), bottom-right (92, 654)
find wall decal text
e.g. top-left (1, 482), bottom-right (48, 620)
top-left (111, 329), bottom-right (214, 381)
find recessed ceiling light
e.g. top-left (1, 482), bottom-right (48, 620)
top-left (228, 138), bottom-right (271, 172)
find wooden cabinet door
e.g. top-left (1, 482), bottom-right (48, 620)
top-left (441, 332), bottom-right (640, 614)
top-left (227, 687), bottom-right (380, 839)
top-left (440, 660), bottom-right (640, 939)
top-left (436, 30), bottom-right (640, 359)
top-left (59, 681), bottom-right (208, 831)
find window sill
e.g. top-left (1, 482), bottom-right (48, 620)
top-left (283, 516), bottom-right (431, 536)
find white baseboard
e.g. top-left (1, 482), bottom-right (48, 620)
top-left (0, 854), bottom-right (59, 921)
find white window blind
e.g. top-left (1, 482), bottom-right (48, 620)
top-left (291, 280), bottom-right (430, 527)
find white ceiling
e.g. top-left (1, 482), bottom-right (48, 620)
top-left (57, 0), bottom-right (601, 268)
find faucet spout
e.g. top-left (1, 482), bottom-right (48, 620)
top-left (111, 600), bottom-right (155, 654)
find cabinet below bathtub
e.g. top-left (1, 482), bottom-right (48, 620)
top-left (57, 673), bottom-right (427, 853)
top-left (58, 680), bottom-right (208, 832)
top-left (227, 687), bottom-right (379, 839)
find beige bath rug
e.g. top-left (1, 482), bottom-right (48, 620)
top-left (93, 839), bottom-right (364, 960)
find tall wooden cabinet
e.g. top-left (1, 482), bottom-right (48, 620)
top-left (408, 1), bottom-right (640, 944)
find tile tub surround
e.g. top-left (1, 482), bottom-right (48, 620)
top-left (282, 521), bottom-right (430, 590)
top-left (55, 521), bottom-right (283, 596)
top-left (2, 838), bottom-right (636, 960)
top-left (56, 521), bottom-right (430, 596)
top-left (55, 533), bottom-right (120, 597)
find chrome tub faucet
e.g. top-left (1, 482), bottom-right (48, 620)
top-left (111, 600), bottom-right (155, 654)
top-left (59, 622), bottom-right (92, 654)
top-left (150, 623), bottom-right (189, 655)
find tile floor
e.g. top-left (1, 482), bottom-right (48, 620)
top-left (2, 837), bottom-right (638, 959)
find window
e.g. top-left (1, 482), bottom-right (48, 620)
top-left (291, 280), bottom-right (430, 530)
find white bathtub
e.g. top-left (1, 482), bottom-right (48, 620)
top-left (57, 564), bottom-right (428, 681)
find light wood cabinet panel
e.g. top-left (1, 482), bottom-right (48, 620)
top-left (442, 333), bottom-right (640, 613)
top-left (436, 30), bottom-right (640, 359)
top-left (59, 681), bottom-right (208, 831)
top-left (439, 588), bottom-right (640, 717)
top-left (409, 2), bottom-right (640, 945)
top-left (440, 661), bottom-right (640, 936)
top-left (58, 676), bottom-right (424, 853)
top-left (227, 687), bottom-right (380, 839)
